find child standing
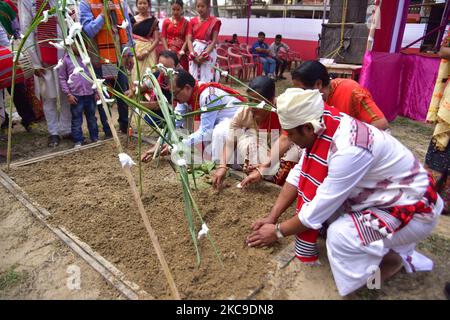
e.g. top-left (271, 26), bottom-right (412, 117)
top-left (58, 47), bottom-right (99, 147)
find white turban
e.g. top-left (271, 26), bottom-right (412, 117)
top-left (276, 88), bottom-right (324, 132)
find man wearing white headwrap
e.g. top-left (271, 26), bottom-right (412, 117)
top-left (246, 88), bottom-right (443, 296)
top-left (275, 88), bottom-right (324, 132)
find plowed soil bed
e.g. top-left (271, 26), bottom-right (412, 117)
top-left (9, 141), bottom-right (291, 299)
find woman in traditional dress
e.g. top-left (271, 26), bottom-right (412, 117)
top-left (425, 32), bottom-right (450, 215)
top-left (131, 0), bottom-right (160, 82)
top-left (187, 0), bottom-right (221, 82)
top-left (161, 0), bottom-right (189, 70)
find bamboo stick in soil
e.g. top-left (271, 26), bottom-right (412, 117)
top-left (98, 96), bottom-right (181, 300)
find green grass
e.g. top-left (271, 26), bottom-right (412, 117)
top-left (390, 116), bottom-right (434, 137)
top-left (0, 265), bottom-right (27, 291)
top-left (417, 233), bottom-right (450, 256)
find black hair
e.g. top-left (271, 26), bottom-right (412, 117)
top-left (171, 0), bottom-right (183, 8)
top-left (291, 60), bottom-right (330, 88)
top-left (258, 31), bottom-right (265, 37)
top-left (247, 76), bottom-right (275, 102)
top-left (159, 50), bottom-right (179, 67)
top-left (196, 0), bottom-right (210, 7)
top-left (275, 34), bottom-right (282, 39)
top-left (174, 69), bottom-right (195, 89)
top-left (136, 0), bottom-right (150, 5)
top-left (232, 34), bottom-right (237, 37)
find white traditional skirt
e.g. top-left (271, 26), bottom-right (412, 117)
top-left (189, 40), bottom-right (219, 82)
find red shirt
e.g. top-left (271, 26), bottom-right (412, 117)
top-left (188, 16), bottom-right (221, 41)
top-left (161, 17), bottom-right (190, 51)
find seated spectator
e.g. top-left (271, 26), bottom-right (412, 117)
top-left (225, 34), bottom-right (239, 45)
top-left (269, 34), bottom-right (289, 80)
top-left (251, 32), bottom-right (276, 80)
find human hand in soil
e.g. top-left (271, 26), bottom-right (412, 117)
top-left (67, 94), bottom-right (78, 105)
top-left (246, 223), bottom-right (277, 248)
top-left (141, 144), bottom-right (170, 162)
top-left (251, 215), bottom-right (277, 231)
top-left (240, 168), bottom-right (263, 188)
top-left (211, 167), bottom-right (227, 191)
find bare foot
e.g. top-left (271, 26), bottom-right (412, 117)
top-left (380, 250), bottom-right (403, 282)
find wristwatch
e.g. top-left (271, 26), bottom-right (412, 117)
top-left (275, 223), bottom-right (284, 239)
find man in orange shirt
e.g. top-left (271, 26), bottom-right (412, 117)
top-left (291, 60), bottom-right (389, 130)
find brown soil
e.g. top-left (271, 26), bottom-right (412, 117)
top-left (2, 78), bottom-right (449, 300)
top-left (9, 140), bottom-right (293, 299)
top-left (0, 186), bottom-right (122, 299)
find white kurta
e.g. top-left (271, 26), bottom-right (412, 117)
top-left (19, 0), bottom-right (71, 136)
top-left (286, 114), bottom-right (443, 296)
top-left (175, 87), bottom-right (239, 162)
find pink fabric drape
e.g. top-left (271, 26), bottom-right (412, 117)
top-left (359, 51), bottom-right (441, 122)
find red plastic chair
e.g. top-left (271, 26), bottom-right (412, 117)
top-left (239, 45), bottom-right (262, 79)
top-left (286, 51), bottom-right (303, 71)
top-left (239, 43), bottom-right (248, 51)
top-left (221, 43), bottom-right (232, 50)
top-left (227, 47), bottom-right (244, 80)
top-left (217, 47), bottom-right (228, 57)
top-left (239, 48), bottom-right (256, 81)
top-left (242, 45), bottom-right (263, 77)
top-left (217, 54), bottom-right (230, 83)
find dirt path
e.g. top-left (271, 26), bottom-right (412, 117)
top-left (0, 186), bottom-right (122, 299)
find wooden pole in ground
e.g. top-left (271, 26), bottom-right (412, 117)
top-left (96, 95), bottom-right (181, 300)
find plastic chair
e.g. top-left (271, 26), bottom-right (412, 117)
top-left (217, 47), bottom-right (228, 57)
top-left (287, 51), bottom-right (303, 71)
top-left (227, 47), bottom-right (244, 80)
top-left (239, 43), bottom-right (248, 51)
top-left (239, 48), bottom-right (257, 81)
top-left (217, 54), bottom-right (230, 83)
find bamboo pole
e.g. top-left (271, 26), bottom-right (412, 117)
top-left (68, 4), bottom-right (180, 299)
top-left (95, 84), bottom-right (181, 300)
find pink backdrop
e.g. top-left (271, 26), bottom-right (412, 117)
top-left (359, 51), bottom-right (441, 122)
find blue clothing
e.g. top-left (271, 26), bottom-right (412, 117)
top-left (79, 0), bottom-right (134, 55)
top-left (94, 66), bottom-right (129, 134)
top-left (70, 94), bottom-right (99, 143)
top-left (260, 56), bottom-right (276, 76)
top-left (251, 41), bottom-right (270, 58)
top-left (0, 24), bottom-right (9, 46)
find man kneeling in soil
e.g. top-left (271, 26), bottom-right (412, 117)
top-left (142, 69), bottom-right (242, 162)
top-left (246, 88), bottom-right (443, 296)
